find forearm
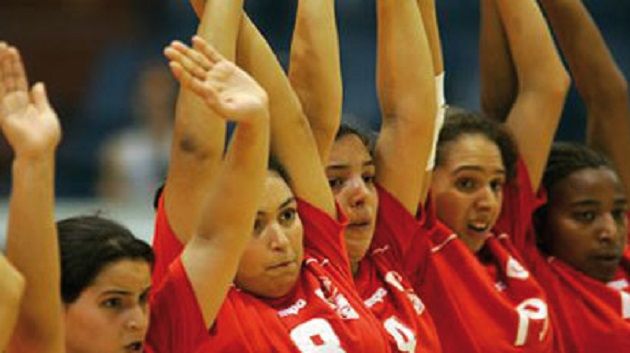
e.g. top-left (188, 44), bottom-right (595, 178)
top-left (540, 0), bottom-right (628, 106)
top-left (185, 109), bottom-right (270, 327)
top-left (375, 0), bottom-right (436, 213)
top-left (495, 0), bottom-right (569, 94)
top-left (289, 0), bottom-right (342, 162)
top-left (417, 0), bottom-right (443, 75)
top-left (480, 0), bottom-right (516, 122)
top-left (6, 155), bottom-right (64, 352)
top-left (237, 15), bottom-right (336, 217)
top-left (165, 0), bottom-right (242, 242)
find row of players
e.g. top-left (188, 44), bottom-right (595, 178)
top-left (1, 0), bottom-right (628, 352)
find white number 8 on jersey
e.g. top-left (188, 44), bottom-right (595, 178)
top-left (291, 318), bottom-right (347, 353)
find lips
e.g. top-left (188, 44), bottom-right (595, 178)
top-left (124, 341), bottom-right (143, 353)
top-left (467, 220), bottom-right (490, 233)
top-left (267, 259), bottom-right (298, 271)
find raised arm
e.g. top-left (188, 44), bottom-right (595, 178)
top-left (235, 13), bottom-right (336, 216)
top-left (0, 44), bottom-right (64, 353)
top-left (540, 0), bottom-right (630, 191)
top-left (165, 37), bottom-right (270, 327)
top-left (494, 0), bottom-right (571, 190)
top-left (163, 0), bottom-right (242, 244)
top-left (416, 0), bottom-right (446, 203)
top-left (479, 0), bottom-right (517, 123)
top-left (288, 0), bottom-right (342, 163)
top-left (0, 256), bottom-right (24, 350)
top-left (375, 0), bottom-right (436, 214)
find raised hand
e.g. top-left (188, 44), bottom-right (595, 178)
top-left (0, 43), bottom-right (61, 159)
top-left (165, 36), bottom-right (268, 123)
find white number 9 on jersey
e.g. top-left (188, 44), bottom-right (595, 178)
top-left (290, 318), bottom-right (347, 353)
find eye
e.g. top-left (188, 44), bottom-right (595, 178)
top-left (455, 177), bottom-right (476, 192)
top-left (328, 177), bottom-right (344, 190)
top-left (279, 208), bottom-right (297, 227)
top-left (490, 179), bottom-right (505, 193)
top-left (101, 297), bottom-right (123, 309)
top-left (573, 211), bottom-right (596, 223)
top-left (362, 173), bottom-right (375, 185)
top-left (612, 208), bottom-right (628, 224)
top-left (253, 219), bottom-right (264, 236)
top-left (139, 290), bottom-right (150, 305)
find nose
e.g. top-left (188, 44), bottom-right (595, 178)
top-left (474, 185), bottom-right (499, 211)
top-left (267, 223), bottom-right (291, 251)
top-left (347, 176), bottom-right (369, 207)
top-left (597, 213), bottom-right (619, 242)
top-left (125, 304), bottom-right (149, 332)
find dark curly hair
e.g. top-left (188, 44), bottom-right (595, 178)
top-left (435, 108), bottom-right (519, 180)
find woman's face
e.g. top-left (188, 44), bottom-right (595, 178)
top-left (544, 167), bottom-right (628, 282)
top-left (431, 134), bottom-right (506, 252)
top-left (64, 259), bottom-right (151, 353)
top-left (326, 134), bottom-right (378, 271)
top-left (235, 172), bottom-right (304, 298)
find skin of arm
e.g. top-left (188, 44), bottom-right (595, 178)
top-left (165, 37), bottom-right (270, 328)
top-left (494, 0), bottom-right (571, 190)
top-left (288, 0), bottom-right (342, 163)
top-left (0, 44), bottom-right (64, 353)
top-left (540, 0), bottom-right (630, 192)
top-left (163, 0), bottom-right (242, 244)
top-left (236, 13), bottom-right (337, 217)
top-left (479, 0), bottom-right (517, 123)
top-left (375, 0), bottom-right (436, 214)
top-left (0, 256), bottom-right (24, 351)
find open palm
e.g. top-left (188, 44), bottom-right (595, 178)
top-left (0, 44), bottom-right (61, 158)
top-left (1, 87), bottom-right (61, 158)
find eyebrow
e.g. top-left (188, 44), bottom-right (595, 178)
top-left (257, 197), bottom-right (297, 216)
top-left (326, 160), bottom-right (375, 171)
top-left (100, 286), bottom-right (152, 297)
top-left (452, 165), bottom-right (505, 175)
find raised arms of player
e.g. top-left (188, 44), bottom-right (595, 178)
top-left (494, 0), bottom-right (570, 190)
top-left (0, 43), bottom-right (64, 353)
top-left (540, 0), bottom-right (630, 191)
top-left (479, 0), bottom-right (517, 123)
top-left (0, 256), bottom-right (24, 351)
top-left (375, 0), bottom-right (436, 214)
top-left (165, 37), bottom-right (270, 328)
top-left (288, 0), bottom-right (342, 163)
top-left (235, 14), bottom-right (337, 217)
top-left (163, 0), bottom-right (242, 244)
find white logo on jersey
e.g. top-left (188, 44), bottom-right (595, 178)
top-left (514, 298), bottom-right (549, 346)
top-left (314, 289), bottom-right (359, 320)
top-left (385, 271), bottom-right (405, 291)
top-left (507, 256), bottom-right (530, 280)
top-left (385, 271), bottom-right (425, 315)
top-left (364, 287), bottom-right (388, 308)
top-left (607, 278), bottom-right (629, 291)
top-left (495, 281), bottom-right (507, 292)
top-left (278, 299), bottom-right (308, 318)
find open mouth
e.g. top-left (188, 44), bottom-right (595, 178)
top-left (124, 342), bottom-right (143, 353)
top-left (467, 221), bottom-right (490, 233)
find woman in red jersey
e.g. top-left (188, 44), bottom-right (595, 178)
top-left (293, 0), bottom-right (444, 352)
top-left (399, 0), bottom-right (570, 351)
top-left (482, 0), bottom-right (630, 351)
top-left (147, 1), bottom-right (391, 351)
top-left (0, 43), bottom-right (155, 353)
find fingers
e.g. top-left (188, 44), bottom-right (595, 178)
top-left (31, 82), bottom-right (51, 113)
top-left (192, 36), bottom-right (224, 65)
top-left (0, 46), bottom-right (28, 95)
